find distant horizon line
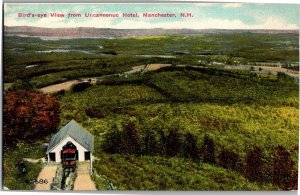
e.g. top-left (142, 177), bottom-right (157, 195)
top-left (4, 25), bottom-right (300, 31)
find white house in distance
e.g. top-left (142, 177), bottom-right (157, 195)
top-left (46, 120), bottom-right (94, 165)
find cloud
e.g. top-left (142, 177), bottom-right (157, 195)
top-left (223, 3), bottom-right (242, 8)
top-left (257, 16), bottom-right (298, 29)
top-left (194, 3), bottom-right (242, 8)
top-left (194, 3), bottom-right (216, 7)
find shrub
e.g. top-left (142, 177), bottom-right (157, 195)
top-left (8, 80), bottom-right (36, 91)
top-left (218, 148), bottom-right (240, 171)
top-left (71, 81), bottom-right (92, 92)
top-left (53, 89), bottom-right (65, 97)
top-left (85, 108), bottom-right (106, 119)
top-left (103, 51), bottom-right (118, 55)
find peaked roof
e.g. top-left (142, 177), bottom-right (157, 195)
top-left (46, 120), bottom-right (94, 153)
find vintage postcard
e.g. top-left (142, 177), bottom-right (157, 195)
top-left (2, 2), bottom-right (299, 191)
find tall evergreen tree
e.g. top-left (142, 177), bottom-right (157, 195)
top-left (157, 129), bottom-right (167, 155)
top-left (201, 135), bottom-right (216, 164)
top-left (103, 124), bottom-right (122, 153)
top-left (245, 145), bottom-right (264, 182)
top-left (143, 129), bottom-right (158, 155)
top-left (166, 128), bottom-right (181, 156)
top-left (122, 121), bottom-right (141, 154)
top-left (272, 146), bottom-right (297, 190)
top-left (183, 133), bottom-right (199, 160)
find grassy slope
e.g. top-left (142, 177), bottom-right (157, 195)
top-left (93, 154), bottom-right (278, 191)
top-left (60, 69), bottom-right (298, 155)
top-left (59, 69), bottom-right (298, 190)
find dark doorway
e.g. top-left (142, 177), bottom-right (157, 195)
top-left (62, 141), bottom-right (78, 161)
top-left (49, 153), bottom-right (56, 161)
top-left (85, 152), bottom-right (91, 160)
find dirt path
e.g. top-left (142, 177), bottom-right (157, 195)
top-left (259, 66), bottom-right (299, 78)
top-left (73, 162), bottom-right (96, 191)
top-left (3, 186), bottom-right (9, 190)
top-left (73, 174), bottom-right (96, 191)
top-left (124, 65), bottom-right (145, 74)
top-left (23, 157), bottom-right (46, 164)
top-left (34, 165), bottom-right (58, 190)
top-left (40, 78), bottom-right (97, 94)
top-left (145, 64), bottom-right (172, 71)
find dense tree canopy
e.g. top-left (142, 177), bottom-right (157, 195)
top-left (3, 90), bottom-right (60, 148)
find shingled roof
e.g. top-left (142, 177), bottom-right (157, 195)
top-left (46, 120), bottom-right (94, 153)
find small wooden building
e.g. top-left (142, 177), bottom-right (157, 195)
top-left (46, 120), bottom-right (94, 164)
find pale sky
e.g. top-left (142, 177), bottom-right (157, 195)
top-left (4, 3), bottom-right (299, 29)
